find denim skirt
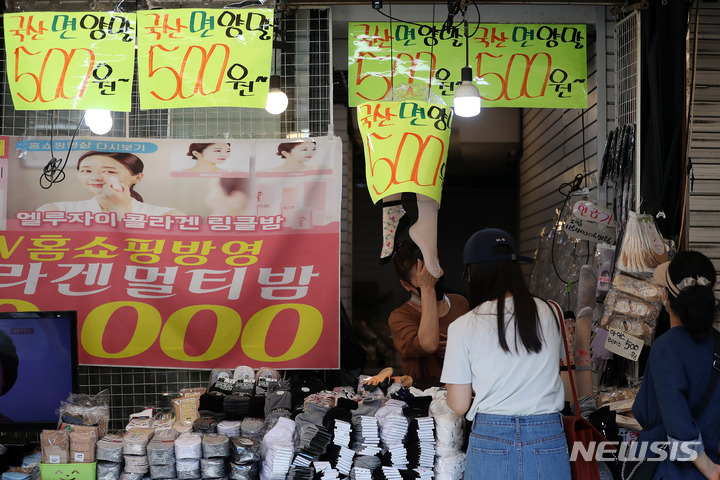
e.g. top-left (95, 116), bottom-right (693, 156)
top-left (465, 412), bottom-right (571, 480)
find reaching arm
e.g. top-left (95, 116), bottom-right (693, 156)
top-left (416, 259), bottom-right (440, 353)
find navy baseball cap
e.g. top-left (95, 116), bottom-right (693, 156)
top-left (463, 228), bottom-right (534, 265)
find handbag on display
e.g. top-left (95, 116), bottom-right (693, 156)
top-left (620, 328), bottom-right (720, 480)
top-left (548, 300), bottom-right (610, 480)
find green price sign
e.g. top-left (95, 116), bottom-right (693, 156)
top-left (348, 22), bottom-right (588, 109)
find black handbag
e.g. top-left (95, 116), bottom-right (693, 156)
top-left (620, 328), bottom-right (720, 480)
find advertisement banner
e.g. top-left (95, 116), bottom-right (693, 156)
top-left (348, 22), bottom-right (587, 109)
top-left (136, 9), bottom-right (274, 110)
top-left (3, 12), bottom-right (136, 111)
top-left (357, 100), bottom-right (452, 205)
top-left (0, 136), bottom-right (342, 369)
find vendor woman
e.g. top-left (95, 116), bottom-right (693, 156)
top-left (388, 241), bottom-right (469, 385)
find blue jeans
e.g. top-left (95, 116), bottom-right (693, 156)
top-left (465, 412), bottom-right (571, 480)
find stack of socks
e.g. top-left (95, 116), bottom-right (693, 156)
top-left (322, 445), bottom-right (354, 476)
top-left (122, 428), bottom-right (154, 475)
top-left (97, 461), bottom-right (123, 480)
top-left (286, 465), bottom-right (314, 480)
top-left (175, 432), bottom-right (203, 480)
top-left (229, 436), bottom-right (261, 480)
top-left (377, 401), bottom-right (409, 468)
top-left (97, 433), bottom-right (125, 461)
top-left (147, 429), bottom-right (177, 479)
top-left (217, 420), bottom-right (242, 437)
top-left (429, 393), bottom-right (465, 480)
top-left (351, 416), bottom-right (381, 456)
top-left (313, 461), bottom-right (340, 480)
top-left (294, 423), bottom-right (332, 461)
top-left (405, 417), bottom-right (435, 469)
top-left (260, 417), bottom-right (296, 480)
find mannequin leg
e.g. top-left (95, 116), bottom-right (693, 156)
top-left (379, 194), bottom-right (405, 263)
top-left (408, 194), bottom-right (442, 278)
top-left (575, 265), bottom-right (597, 398)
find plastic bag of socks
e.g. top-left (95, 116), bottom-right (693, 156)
top-left (201, 458), bottom-right (227, 478)
top-left (202, 433), bottom-right (230, 458)
top-left (175, 432), bottom-right (203, 459)
top-left (147, 430), bottom-right (176, 465)
top-left (217, 420), bottom-right (242, 437)
top-left (40, 430), bottom-right (69, 464)
top-left (240, 418), bottom-right (264, 441)
top-left (176, 458), bottom-right (201, 480)
top-left (96, 433), bottom-right (125, 463)
top-left (149, 463), bottom-right (176, 480)
top-left (123, 428), bottom-right (155, 456)
top-left (229, 461), bottom-right (259, 480)
top-left (97, 461), bottom-right (122, 480)
top-left (123, 454), bottom-right (149, 474)
top-left (70, 429), bottom-right (97, 462)
top-left (230, 437), bottom-right (260, 464)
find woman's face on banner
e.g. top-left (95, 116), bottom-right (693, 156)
top-left (77, 155), bottom-right (140, 194)
top-left (283, 143), bottom-right (316, 163)
top-left (196, 143), bottom-right (231, 165)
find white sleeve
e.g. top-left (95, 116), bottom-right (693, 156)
top-left (440, 321), bottom-right (472, 384)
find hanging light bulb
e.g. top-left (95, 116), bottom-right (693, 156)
top-left (84, 109), bottom-right (113, 135)
top-left (453, 66), bottom-right (481, 117)
top-left (265, 74), bottom-right (288, 115)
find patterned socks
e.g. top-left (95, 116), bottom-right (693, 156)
top-left (379, 197), bottom-right (405, 264)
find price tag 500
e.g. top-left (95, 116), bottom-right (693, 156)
top-left (604, 327), bottom-right (644, 362)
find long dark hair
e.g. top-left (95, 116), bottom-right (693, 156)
top-left (77, 151), bottom-right (144, 202)
top-left (466, 244), bottom-right (544, 354)
top-left (666, 250), bottom-right (718, 338)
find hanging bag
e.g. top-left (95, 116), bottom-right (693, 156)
top-left (548, 300), bottom-right (609, 480)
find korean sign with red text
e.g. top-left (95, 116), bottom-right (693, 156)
top-left (0, 136), bottom-right (342, 369)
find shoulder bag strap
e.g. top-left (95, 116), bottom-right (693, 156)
top-left (548, 299), bottom-right (582, 418)
top-left (691, 328), bottom-right (720, 418)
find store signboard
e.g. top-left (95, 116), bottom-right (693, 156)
top-left (136, 9), bottom-right (274, 110)
top-left (2, 11), bottom-right (136, 111)
top-left (348, 23), bottom-right (587, 109)
top-left (357, 100), bottom-right (452, 205)
top-left (0, 136), bottom-right (342, 369)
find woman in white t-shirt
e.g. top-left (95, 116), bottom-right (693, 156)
top-left (441, 228), bottom-right (570, 480)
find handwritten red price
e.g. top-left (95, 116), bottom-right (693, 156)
top-left (573, 200), bottom-right (614, 227)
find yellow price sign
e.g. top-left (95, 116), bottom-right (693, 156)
top-left (3, 12), bottom-right (136, 111)
top-left (137, 9), bottom-right (274, 109)
top-left (357, 100), bottom-right (452, 205)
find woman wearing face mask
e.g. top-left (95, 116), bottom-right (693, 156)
top-left (37, 151), bottom-right (185, 219)
top-left (387, 240), bottom-right (469, 386)
top-left (632, 251), bottom-right (720, 480)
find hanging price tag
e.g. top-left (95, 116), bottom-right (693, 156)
top-left (564, 216), bottom-right (616, 244)
top-left (3, 12), bottom-right (136, 111)
top-left (573, 200), bottom-right (614, 227)
top-left (604, 327), bottom-right (644, 361)
top-left (136, 9), bottom-right (274, 110)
